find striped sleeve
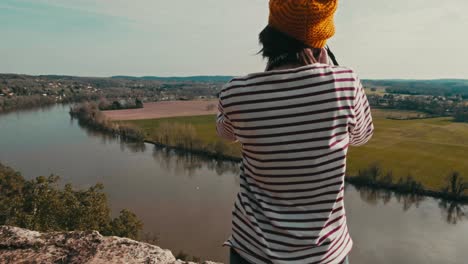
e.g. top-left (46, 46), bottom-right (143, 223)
top-left (349, 76), bottom-right (374, 146)
top-left (216, 100), bottom-right (236, 141)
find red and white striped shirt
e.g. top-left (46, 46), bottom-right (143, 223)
top-left (217, 63), bottom-right (374, 264)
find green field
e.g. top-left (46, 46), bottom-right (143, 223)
top-left (121, 115), bottom-right (241, 157)
top-left (347, 112), bottom-right (468, 191)
top-left (364, 87), bottom-right (387, 95)
top-left (123, 109), bottom-right (468, 192)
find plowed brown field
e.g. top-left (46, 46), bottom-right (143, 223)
top-left (103, 100), bottom-right (218, 121)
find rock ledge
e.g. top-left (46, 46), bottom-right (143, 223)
top-left (0, 225), bottom-right (222, 264)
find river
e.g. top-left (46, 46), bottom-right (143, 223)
top-left (0, 104), bottom-right (467, 263)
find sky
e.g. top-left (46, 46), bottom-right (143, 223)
top-left (1, 0), bottom-right (468, 79)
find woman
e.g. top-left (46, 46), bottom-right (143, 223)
top-left (216, 1), bottom-right (374, 263)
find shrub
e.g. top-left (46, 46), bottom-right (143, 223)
top-left (0, 163), bottom-right (143, 240)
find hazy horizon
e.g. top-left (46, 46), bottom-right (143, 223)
top-left (2, 72), bottom-right (468, 82)
top-left (2, 0), bottom-right (468, 79)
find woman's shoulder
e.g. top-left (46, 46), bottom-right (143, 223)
top-left (230, 64), bottom-right (356, 84)
top-left (220, 64), bottom-right (358, 95)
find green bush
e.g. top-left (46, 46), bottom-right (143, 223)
top-left (0, 163), bottom-right (143, 240)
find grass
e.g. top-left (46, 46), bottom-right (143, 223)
top-left (121, 109), bottom-right (468, 192)
top-left (370, 108), bottom-right (430, 119)
top-left (121, 115), bottom-right (219, 144)
top-left (364, 87), bottom-right (387, 95)
top-left (347, 114), bottom-right (468, 191)
top-left (120, 115), bottom-right (241, 157)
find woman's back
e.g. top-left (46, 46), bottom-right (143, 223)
top-left (217, 63), bottom-right (373, 264)
top-left (218, 1), bottom-right (374, 263)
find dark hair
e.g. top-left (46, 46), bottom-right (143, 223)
top-left (258, 25), bottom-right (338, 70)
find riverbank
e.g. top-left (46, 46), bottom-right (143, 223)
top-left (71, 103), bottom-right (468, 202)
top-left (143, 142), bottom-right (468, 203)
top-left (69, 102), bottom-right (145, 141)
top-left (151, 140), bottom-right (468, 202)
top-left (0, 96), bottom-right (60, 114)
top-left (122, 110), bottom-right (468, 193)
top-left (346, 165), bottom-right (468, 203)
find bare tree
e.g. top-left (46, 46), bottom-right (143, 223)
top-left (443, 171), bottom-right (468, 198)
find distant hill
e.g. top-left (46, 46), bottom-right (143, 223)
top-left (362, 79), bottom-right (468, 97)
top-left (111, 75), bottom-right (234, 83)
top-left (0, 74), bottom-right (234, 83)
top-left (362, 79), bottom-right (468, 87)
top-left (2, 73), bottom-right (468, 96)
top-left (110, 76), bottom-right (468, 95)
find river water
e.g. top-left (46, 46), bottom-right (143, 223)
top-left (0, 104), bottom-right (467, 263)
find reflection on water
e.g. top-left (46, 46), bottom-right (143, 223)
top-left (352, 184), bottom-right (467, 224)
top-left (1, 104), bottom-right (57, 116)
top-left (439, 200), bottom-right (467, 225)
top-left (354, 185), bottom-right (426, 211)
top-left (148, 143), bottom-right (468, 226)
top-left (152, 144), bottom-right (468, 228)
top-left (1, 105), bottom-right (468, 264)
top-left (121, 141), bottom-right (147, 153)
top-left (151, 146), bottom-right (240, 178)
top-left (354, 185), bottom-right (394, 206)
top-left (74, 116), bottom-right (148, 153)
top-left (73, 117), bottom-right (119, 143)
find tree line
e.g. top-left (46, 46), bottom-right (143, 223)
top-left (367, 93), bottom-right (468, 122)
top-left (363, 79), bottom-right (468, 98)
top-left (69, 102), bottom-right (145, 141)
top-left (150, 122), bottom-right (241, 160)
top-left (347, 163), bottom-right (468, 202)
top-left (70, 102), bottom-right (242, 161)
top-left (454, 106), bottom-right (468, 122)
top-left (98, 98), bottom-right (144, 111)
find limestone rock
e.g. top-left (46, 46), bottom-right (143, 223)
top-left (0, 226), bottom-right (222, 264)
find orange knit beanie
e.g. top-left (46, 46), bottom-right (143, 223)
top-left (268, 0), bottom-right (338, 48)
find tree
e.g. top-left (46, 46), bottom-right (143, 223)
top-left (0, 164), bottom-right (25, 225)
top-left (0, 163), bottom-right (143, 239)
top-left (108, 209), bottom-right (143, 239)
top-left (135, 98), bottom-right (144, 108)
top-left (442, 171), bottom-right (468, 198)
top-left (112, 100), bottom-right (122, 110)
top-left (454, 106), bottom-right (468, 123)
top-left (98, 98), bottom-right (111, 110)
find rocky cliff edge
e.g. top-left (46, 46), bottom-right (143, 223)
top-left (0, 225), bottom-right (222, 264)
